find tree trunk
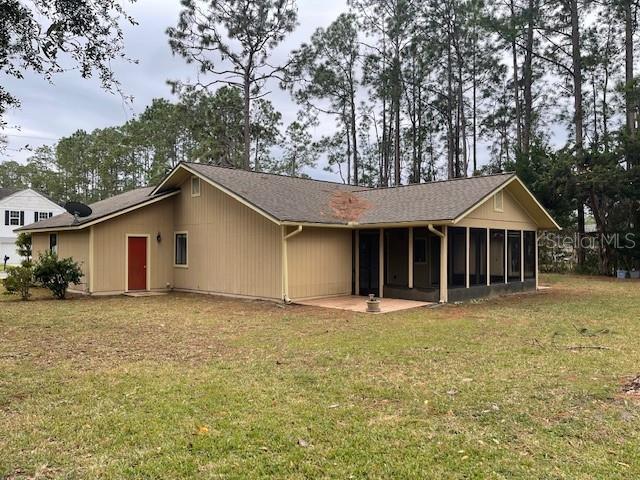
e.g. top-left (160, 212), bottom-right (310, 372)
top-left (625, 0), bottom-right (636, 140)
top-left (350, 87), bottom-right (359, 185)
top-left (243, 72), bottom-right (251, 170)
top-left (510, 0), bottom-right (522, 157)
top-left (570, 0), bottom-right (586, 268)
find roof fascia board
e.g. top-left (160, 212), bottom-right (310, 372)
top-left (178, 163), bottom-right (282, 226)
top-left (510, 177), bottom-right (562, 230)
top-left (17, 190), bottom-right (180, 234)
top-left (281, 219), bottom-right (454, 229)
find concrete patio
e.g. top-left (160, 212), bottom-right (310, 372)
top-left (295, 295), bottom-right (435, 314)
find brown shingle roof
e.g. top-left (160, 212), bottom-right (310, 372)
top-left (184, 163), bottom-right (514, 225)
top-left (16, 187), bottom-right (175, 231)
top-left (18, 162), bottom-right (520, 231)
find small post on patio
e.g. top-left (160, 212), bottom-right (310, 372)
top-left (355, 230), bottom-right (360, 296)
top-left (408, 227), bottom-right (414, 289)
top-left (465, 227), bottom-right (470, 288)
top-left (504, 228), bottom-right (508, 284)
top-left (440, 226), bottom-right (448, 303)
top-left (486, 228), bottom-right (491, 286)
top-left (379, 228), bottom-right (384, 298)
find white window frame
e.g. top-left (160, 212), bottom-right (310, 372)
top-left (494, 190), bottom-right (504, 212)
top-left (9, 210), bottom-right (20, 226)
top-left (191, 176), bottom-right (201, 197)
top-left (39, 212), bottom-right (51, 221)
top-left (174, 231), bottom-right (188, 268)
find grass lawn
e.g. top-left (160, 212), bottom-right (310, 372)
top-left (1, 275), bottom-right (640, 479)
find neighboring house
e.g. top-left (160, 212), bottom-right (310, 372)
top-left (1, 188), bottom-right (65, 264)
top-left (17, 162), bottom-right (560, 303)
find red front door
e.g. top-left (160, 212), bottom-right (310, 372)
top-left (127, 237), bottom-right (147, 291)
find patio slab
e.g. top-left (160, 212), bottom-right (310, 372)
top-left (295, 295), bottom-right (435, 314)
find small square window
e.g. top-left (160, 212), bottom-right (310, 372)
top-left (494, 191), bottom-right (504, 212)
top-left (174, 232), bottom-right (188, 266)
top-left (191, 176), bottom-right (201, 197)
top-left (39, 212), bottom-right (50, 221)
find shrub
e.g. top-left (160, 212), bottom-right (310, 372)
top-left (16, 232), bottom-right (32, 263)
top-left (33, 251), bottom-right (82, 300)
top-left (2, 264), bottom-right (33, 300)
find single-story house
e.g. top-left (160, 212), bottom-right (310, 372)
top-left (17, 162), bottom-right (560, 303)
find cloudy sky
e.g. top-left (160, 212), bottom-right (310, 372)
top-left (3, 0), bottom-right (349, 181)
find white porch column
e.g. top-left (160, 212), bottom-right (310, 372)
top-left (520, 230), bottom-right (525, 282)
top-left (465, 227), bottom-right (470, 288)
top-left (408, 227), bottom-right (414, 289)
top-left (355, 230), bottom-right (360, 296)
top-left (486, 228), bottom-right (491, 286)
top-left (504, 228), bottom-right (508, 284)
top-left (535, 230), bottom-right (540, 290)
top-left (379, 228), bottom-right (384, 298)
top-left (440, 226), bottom-right (448, 303)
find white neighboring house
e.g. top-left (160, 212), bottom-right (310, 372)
top-left (1, 188), bottom-right (65, 265)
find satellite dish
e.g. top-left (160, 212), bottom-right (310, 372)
top-left (64, 201), bottom-right (93, 219)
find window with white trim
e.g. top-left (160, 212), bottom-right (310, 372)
top-left (174, 232), bottom-right (188, 266)
top-left (494, 190), bottom-right (504, 212)
top-left (39, 212), bottom-right (51, 220)
top-left (191, 176), bottom-right (201, 197)
top-left (7, 210), bottom-right (21, 226)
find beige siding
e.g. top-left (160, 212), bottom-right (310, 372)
top-left (59, 230), bottom-right (90, 291)
top-left (172, 178), bottom-right (282, 299)
top-left (457, 190), bottom-right (538, 230)
top-left (32, 233), bottom-right (49, 259)
top-left (288, 227), bottom-right (352, 300)
top-left (31, 230), bottom-right (90, 292)
top-left (92, 199), bottom-right (175, 293)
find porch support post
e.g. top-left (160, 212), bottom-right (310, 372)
top-left (355, 230), bottom-right (360, 296)
top-left (504, 228), bottom-right (508, 284)
top-left (535, 230), bottom-right (540, 290)
top-left (465, 227), bottom-right (470, 288)
top-left (520, 230), bottom-right (525, 282)
top-left (486, 228), bottom-right (491, 286)
top-left (408, 227), bottom-right (414, 289)
top-left (440, 225), bottom-right (448, 303)
top-left (379, 228), bottom-right (384, 298)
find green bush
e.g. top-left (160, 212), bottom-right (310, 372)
top-left (16, 232), bottom-right (32, 263)
top-left (2, 264), bottom-right (34, 300)
top-left (33, 251), bottom-right (82, 300)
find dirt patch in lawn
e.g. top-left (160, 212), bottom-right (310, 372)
top-left (622, 375), bottom-right (640, 396)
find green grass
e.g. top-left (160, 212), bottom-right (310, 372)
top-left (1, 275), bottom-right (640, 479)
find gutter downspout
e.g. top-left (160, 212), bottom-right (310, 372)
top-left (282, 225), bottom-right (303, 304)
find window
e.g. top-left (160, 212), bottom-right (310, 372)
top-left (494, 190), bottom-right (504, 212)
top-left (191, 176), bottom-right (201, 197)
top-left (34, 211), bottom-right (51, 222)
top-left (49, 233), bottom-right (58, 254)
top-left (174, 232), bottom-right (188, 266)
top-left (6, 210), bottom-right (22, 226)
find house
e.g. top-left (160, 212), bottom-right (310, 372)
top-left (1, 188), bottom-right (65, 264)
top-left (16, 162), bottom-right (560, 303)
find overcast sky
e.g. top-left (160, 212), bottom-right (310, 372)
top-left (2, 0), bottom-right (350, 181)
